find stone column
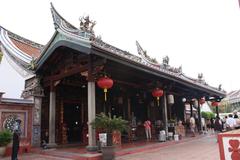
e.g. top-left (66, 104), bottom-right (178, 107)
top-left (190, 103), bottom-right (193, 117)
top-left (86, 82), bottom-right (97, 151)
top-left (48, 89), bottom-right (56, 147)
top-left (32, 97), bottom-right (42, 146)
top-left (163, 93), bottom-right (168, 134)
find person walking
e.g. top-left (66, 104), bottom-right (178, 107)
top-left (210, 118), bottom-right (215, 134)
top-left (144, 119), bottom-right (152, 140)
top-left (190, 116), bottom-right (196, 137)
top-left (214, 116), bottom-right (222, 132)
top-left (226, 114), bottom-right (236, 131)
top-left (206, 118), bottom-right (211, 133)
top-left (214, 116), bottom-right (222, 143)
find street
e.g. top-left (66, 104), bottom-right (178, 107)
top-left (1, 134), bottom-right (220, 160)
top-left (117, 135), bottom-right (219, 160)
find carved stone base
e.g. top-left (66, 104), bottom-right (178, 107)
top-left (86, 145), bottom-right (98, 152)
top-left (32, 125), bottom-right (41, 147)
top-left (47, 143), bottom-right (57, 148)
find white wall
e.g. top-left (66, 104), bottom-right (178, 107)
top-left (201, 103), bottom-right (212, 112)
top-left (0, 55), bottom-right (25, 98)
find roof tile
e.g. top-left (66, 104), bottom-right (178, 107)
top-left (11, 38), bottom-right (41, 58)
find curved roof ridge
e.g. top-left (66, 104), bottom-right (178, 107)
top-left (136, 41), bottom-right (160, 68)
top-left (0, 27), bottom-right (32, 63)
top-left (50, 3), bottom-right (94, 41)
top-left (0, 45), bottom-right (33, 78)
top-left (0, 25), bottom-right (43, 49)
top-left (50, 2), bottom-right (77, 30)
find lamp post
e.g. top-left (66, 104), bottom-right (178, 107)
top-left (198, 98), bottom-right (205, 133)
top-left (212, 101), bottom-right (220, 118)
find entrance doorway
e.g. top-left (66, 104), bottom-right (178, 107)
top-left (64, 103), bottom-right (83, 143)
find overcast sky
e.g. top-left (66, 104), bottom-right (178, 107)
top-left (0, 0), bottom-right (240, 93)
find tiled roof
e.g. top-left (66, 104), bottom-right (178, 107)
top-left (0, 26), bottom-right (44, 77)
top-left (1, 98), bottom-right (33, 104)
top-left (47, 3), bottom-right (226, 97)
top-left (10, 38), bottom-right (41, 58)
top-left (227, 90), bottom-right (240, 99)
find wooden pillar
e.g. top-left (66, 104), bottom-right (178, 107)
top-left (127, 98), bottom-right (131, 120)
top-left (48, 85), bottom-right (56, 147)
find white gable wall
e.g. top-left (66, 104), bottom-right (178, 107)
top-left (0, 54), bottom-right (25, 98)
top-left (201, 103), bottom-right (212, 112)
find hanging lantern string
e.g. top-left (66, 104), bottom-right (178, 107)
top-left (157, 97), bottom-right (160, 106)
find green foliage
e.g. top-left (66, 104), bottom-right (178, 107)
top-left (0, 130), bottom-right (12, 147)
top-left (91, 113), bottom-right (129, 133)
top-left (201, 111), bottom-right (215, 119)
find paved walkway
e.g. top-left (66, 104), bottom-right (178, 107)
top-left (117, 135), bottom-right (219, 160)
top-left (1, 134), bottom-right (219, 160)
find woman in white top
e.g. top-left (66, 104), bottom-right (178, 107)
top-left (226, 114), bottom-right (236, 130)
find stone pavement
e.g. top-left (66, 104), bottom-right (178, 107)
top-left (1, 134), bottom-right (219, 160)
top-left (116, 135), bottom-right (219, 160)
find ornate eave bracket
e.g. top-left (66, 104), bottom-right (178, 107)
top-left (22, 76), bottom-right (44, 98)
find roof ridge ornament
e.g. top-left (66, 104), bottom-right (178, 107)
top-left (79, 16), bottom-right (96, 35)
top-left (162, 56), bottom-right (169, 67)
top-left (50, 3), bottom-right (95, 40)
top-left (136, 41), bottom-right (160, 67)
top-left (136, 41), bottom-right (182, 74)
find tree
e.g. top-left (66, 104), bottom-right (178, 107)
top-left (201, 111), bottom-right (215, 119)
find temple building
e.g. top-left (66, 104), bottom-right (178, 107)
top-left (0, 3), bottom-right (226, 149)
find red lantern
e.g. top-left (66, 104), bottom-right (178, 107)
top-left (152, 88), bottom-right (163, 106)
top-left (97, 76), bottom-right (113, 101)
top-left (211, 101), bottom-right (219, 107)
top-left (199, 98), bottom-right (205, 105)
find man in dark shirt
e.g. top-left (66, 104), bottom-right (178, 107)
top-left (11, 119), bottom-right (21, 160)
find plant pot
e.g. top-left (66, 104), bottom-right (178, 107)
top-left (101, 145), bottom-right (115, 160)
top-left (0, 146), bottom-right (6, 157)
top-left (112, 130), bottom-right (121, 145)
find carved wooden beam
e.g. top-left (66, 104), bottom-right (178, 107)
top-left (43, 59), bottom-right (105, 85)
top-left (114, 80), bottom-right (142, 88)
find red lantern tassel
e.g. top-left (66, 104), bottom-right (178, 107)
top-left (104, 88), bottom-right (107, 101)
top-left (157, 97), bottom-right (160, 106)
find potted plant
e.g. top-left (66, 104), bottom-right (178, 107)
top-left (91, 112), bottom-right (128, 160)
top-left (0, 129), bottom-right (12, 156)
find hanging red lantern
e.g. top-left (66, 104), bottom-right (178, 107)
top-left (199, 98), bottom-right (205, 105)
top-left (97, 76), bottom-right (113, 101)
top-left (211, 101), bottom-right (219, 107)
top-left (152, 88), bottom-right (163, 106)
